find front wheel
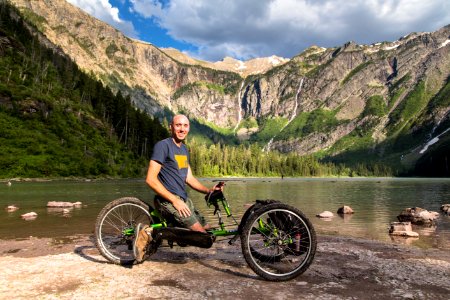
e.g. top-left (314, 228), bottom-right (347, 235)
top-left (240, 202), bottom-right (317, 281)
top-left (94, 197), bottom-right (154, 265)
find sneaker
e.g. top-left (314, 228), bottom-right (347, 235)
top-left (133, 223), bottom-right (153, 263)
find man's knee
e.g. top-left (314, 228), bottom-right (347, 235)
top-left (189, 222), bottom-right (206, 232)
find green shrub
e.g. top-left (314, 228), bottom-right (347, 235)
top-left (106, 42), bottom-right (120, 58)
top-left (388, 81), bottom-right (429, 133)
top-left (362, 95), bottom-right (386, 117)
top-left (342, 61), bottom-right (372, 85)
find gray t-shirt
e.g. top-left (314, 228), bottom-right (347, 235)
top-left (151, 138), bottom-right (189, 200)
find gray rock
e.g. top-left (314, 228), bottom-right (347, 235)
top-left (21, 212), bottom-right (38, 220)
top-left (47, 201), bottom-right (83, 208)
top-left (389, 222), bottom-right (419, 237)
top-left (316, 211), bottom-right (334, 218)
top-left (6, 205), bottom-right (19, 212)
top-left (337, 205), bottom-right (354, 214)
top-left (397, 207), bottom-right (439, 225)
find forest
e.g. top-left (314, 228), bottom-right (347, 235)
top-left (188, 139), bottom-right (392, 177)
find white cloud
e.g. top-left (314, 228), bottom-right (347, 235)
top-left (69, 0), bottom-right (450, 62)
top-left (67, 0), bottom-right (137, 38)
top-left (131, 0), bottom-right (450, 61)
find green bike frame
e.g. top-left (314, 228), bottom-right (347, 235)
top-left (135, 193), bottom-right (240, 238)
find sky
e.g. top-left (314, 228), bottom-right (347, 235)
top-left (66, 0), bottom-right (450, 62)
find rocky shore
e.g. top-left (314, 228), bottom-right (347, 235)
top-left (1, 234), bottom-right (449, 299)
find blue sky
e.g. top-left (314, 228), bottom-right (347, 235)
top-left (67, 0), bottom-right (450, 62)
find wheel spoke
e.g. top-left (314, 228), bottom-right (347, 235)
top-left (241, 203), bottom-right (316, 281)
top-left (95, 199), bottom-right (152, 265)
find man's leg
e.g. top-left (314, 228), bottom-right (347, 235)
top-left (159, 197), bottom-right (210, 232)
top-left (189, 222), bottom-right (206, 232)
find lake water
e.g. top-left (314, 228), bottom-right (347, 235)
top-left (1, 178), bottom-right (449, 250)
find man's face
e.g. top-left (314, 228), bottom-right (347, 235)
top-left (170, 115), bottom-right (190, 142)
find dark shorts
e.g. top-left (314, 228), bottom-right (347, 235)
top-left (156, 196), bottom-right (207, 228)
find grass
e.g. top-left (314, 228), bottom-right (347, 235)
top-left (249, 117), bottom-right (288, 144)
top-left (342, 61), bottom-right (372, 85)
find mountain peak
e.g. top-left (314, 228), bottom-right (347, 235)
top-left (212, 55), bottom-right (289, 76)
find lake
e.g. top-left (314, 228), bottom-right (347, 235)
top-left (1, 178), bottom-right (449, 250)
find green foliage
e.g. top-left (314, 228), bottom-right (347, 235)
top-left (264, 62), bottom-right (290, 78)
top-left (53, 25), bottom-right (68, 34)
top-left (388, 87), bottom-right (406, 111)
top-left (305, 58), bottom-right (334, 78)
top-left (275, 113), bottom-right (308, 140)
top-left (203, 82), bottom-right (225, 94)
top-left (277, 109), bottom-right (339, 140)
top-left (362, 95), bottom-right (386, 117)
top-left (187, 118), bottom-right (238, 146)
top-left (106, 42), bottom-right (120, 58)
top-left (239, 117), bottom-right (259, 130)
top-left (72, 35), bottom-right (95, 57)
top-left (120, 45), bottom-right (129, 54)
top-left (188, 140), bottom-right (358, 177)
top-left (388, 81), bottom-right (430, 133)
top-left (250, 117), bottom-right (287, 144)
top-left (18, 8), bottom-right (47, 32)
top-left (342, 61), bottom-right (372, 85)
top-left (172, 82), bottom-right (197, 99)
top-left (429, 75), bottom-right (450, 109)
top-left (389, 74), bottom-right (411, 93)
top-left (327, 131), bottom-right (375, 156)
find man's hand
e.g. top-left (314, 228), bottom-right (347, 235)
top-left (172, 197), bottom-right (191, 218)
top-left (211, 181), bottom-right (225, 192)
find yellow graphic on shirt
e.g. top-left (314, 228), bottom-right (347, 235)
top-left (174, 155), bottom-right (188, 169)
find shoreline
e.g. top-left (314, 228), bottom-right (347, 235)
top-left (1, 234), bottom-right (449, 299)
top-left (4, 176), bottom-right (450, 183)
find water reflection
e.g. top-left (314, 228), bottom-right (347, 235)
top-left (338, 213), bottom-right (353, 223)
top-left (389, 235), bottom-right (419, 246)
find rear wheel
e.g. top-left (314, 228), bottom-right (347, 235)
top-left (240, 202), bottom-right (316, 281)
top-left (94, 197), bottom-right (154, 265)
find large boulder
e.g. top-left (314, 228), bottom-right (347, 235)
top-left (397, 207), bottom-right (439, 225)
top-left (5, 205), bottom-right (19, 212)
top-left (337, 205), bottom-right (354, 214)
top-left (21, 212), bottom-right (37, 220)
top-left (316, 211), bottom-right (334, 218)
top-left (389, 222), bottom-right (419, 237)
top-left (47, 201), bottom-right (82, 208)
top-left (441, 204), bottom-right (450, 215)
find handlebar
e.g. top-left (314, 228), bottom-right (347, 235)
top-left (205, 189), bottom-right (223, 204)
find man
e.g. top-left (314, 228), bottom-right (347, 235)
top-left (133, 114), bottom-right (222, 262)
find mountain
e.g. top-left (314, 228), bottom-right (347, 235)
top-left (160, 48), bottom-right (289, 77)
top-left (9, 0), bottom-right (450, 175)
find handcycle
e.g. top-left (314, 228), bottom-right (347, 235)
top-left (94, 185), bottom-right (317, 281)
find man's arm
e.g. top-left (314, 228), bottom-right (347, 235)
top-left (185, 166), bottom-right (212, 194)
top-left (146, 160), bottom-right (192, 217)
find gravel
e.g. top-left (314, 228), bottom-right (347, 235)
top-left (0, 235), bottom-right (449, 299)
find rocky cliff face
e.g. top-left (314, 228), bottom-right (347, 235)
top-left (9, 0), bottom-right (450, 171)
top-left (245, 30), bottom-right (450, 157)
top-left (10, 0), bottom-right (242, 127)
